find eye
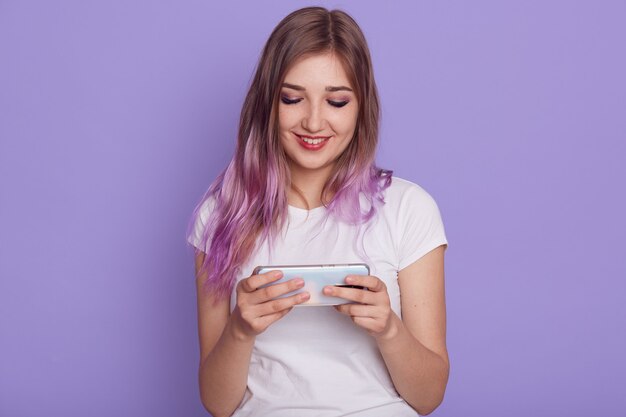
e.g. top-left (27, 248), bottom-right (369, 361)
top-left (280, 96), bottom-right (349, 108)
top-left (280, 96), bottom-right (302, 105)
top-left (328, 100), bottom-right (349, 108)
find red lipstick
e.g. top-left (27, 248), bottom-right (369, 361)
top-left (294, 133), bottom-right (331, 151)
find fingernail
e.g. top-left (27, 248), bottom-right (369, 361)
top-left (345, 276), bottom-right (354, 283)
top-left (300, 292), bottom-right (310, 300)
top-left (294, 278), bottom-right (304, 285)
top-left (273, 271), bottom-right (283, 278)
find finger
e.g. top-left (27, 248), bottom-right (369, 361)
top-left (335, 303), bottom-right (377, 318)
top-left (324, 285), bottom-right (375, 305)
top-left (352, 316), bottom-right (379, 331)
top-left (251, 277), bottom-right (305, 304)
top-left (252, 306), bottom-right (293, 331)
top-left (255, 291), bottom-right (310, 317)
top-left (345, 275), bottom-right (386, 292)
top-left (241, 270), bottom-right (283, 293)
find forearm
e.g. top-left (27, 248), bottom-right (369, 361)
top-left (199, 318), bottom-right (255, 417)
top-left (376, 313), bottom-right (449, 415)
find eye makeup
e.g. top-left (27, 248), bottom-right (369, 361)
top-left (280, 95), bottom-right (350, 108)
top-left (329, 100), bottom-right (349, 108)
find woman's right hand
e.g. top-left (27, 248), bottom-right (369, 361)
top-left (230, 270), bottom-right (310, 341)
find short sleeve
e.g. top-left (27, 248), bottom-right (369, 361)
top-left (186, 196), bottom-right (216, 253)
top-left (396, 185), bottom-right (449, 271)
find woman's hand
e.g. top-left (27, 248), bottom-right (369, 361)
top-left (324, 275), bottom-right (399, 340)
top-left (230, 270), bottom-right (310, 341)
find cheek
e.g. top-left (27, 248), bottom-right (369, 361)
top-left (330, 111), bottom-right (358, 135)
top-left (278, 107), bottom-right (299, 128)
top-left (279, 130), bottom-right (295, 153)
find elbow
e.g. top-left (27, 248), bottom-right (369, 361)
top-left (198, 361), bottom-right (237, 417)
top-left (415, 398), bottom-right (443, 416)
top-left (199, 384), bottom-right (241, 417)
top-left (199, 381), bottom-right (236, 417)
top-left (200, 396), bottom-right (221, 417)
top-left (414, 357), bottom-right (450, 415)
top-left (414, 390), bottom-right (447, 416)
top-left (200, 398), bottom-right (233, 417)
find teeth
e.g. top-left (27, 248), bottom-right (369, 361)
top-left (301, 136), bottom-right (327, 145)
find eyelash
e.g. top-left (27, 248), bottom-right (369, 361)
top-left (280, 96), bottom-right (349, 108)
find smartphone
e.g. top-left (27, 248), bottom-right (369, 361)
top-left (252, 263), bottom-right (370, 306)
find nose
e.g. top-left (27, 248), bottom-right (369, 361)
top-left (302, 102), bottom-right (325, 133)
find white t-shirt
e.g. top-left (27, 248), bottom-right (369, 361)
top-left (187, 176), bottom-right (449, 417)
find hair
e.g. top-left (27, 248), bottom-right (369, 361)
top-left (187, 6), bottom-right (392, 302)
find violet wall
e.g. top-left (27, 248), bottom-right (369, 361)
top-left (1, 1), bottom-right (624, 416)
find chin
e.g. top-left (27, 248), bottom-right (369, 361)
top-left (286, 155), bottom-right (333, 172)
top-left (293, 160), bottom-right (330, 172)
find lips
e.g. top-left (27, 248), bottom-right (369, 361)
top-left (294, 133), bottom-right (331, 150)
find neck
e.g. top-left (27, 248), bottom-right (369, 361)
top-left (288, 162), bottom-right (334, 210)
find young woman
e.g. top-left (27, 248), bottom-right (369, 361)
top-left (187, 6), bottom-right (449, 417)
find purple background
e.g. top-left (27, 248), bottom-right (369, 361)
top-left (1, 1), bottom-right (624, 416)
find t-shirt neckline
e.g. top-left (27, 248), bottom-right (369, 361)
top-left (288, 204), bottom-right (327, 219)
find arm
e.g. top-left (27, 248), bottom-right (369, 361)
top-left (327, 244), bottom-right (449, 415)
top-left (194, 252), bottom-right (252, 417)
top-left (376, 244), bottom-right (449, 415)
top-left (194, 252), bottom-right (309, 417)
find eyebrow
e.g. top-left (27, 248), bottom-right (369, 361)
top-left (281, 82), bottom-right (353, 92)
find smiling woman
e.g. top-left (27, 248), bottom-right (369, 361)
top-left (186, 6), bottom-right (449, 417)
top-left (278, 52), bottom-right (360, 208)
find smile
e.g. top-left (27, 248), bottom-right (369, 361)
top-left (294, 133), bottom-right (331, 150)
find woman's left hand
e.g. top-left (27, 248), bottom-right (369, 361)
top-left (324, 275), bottom-right (398, 340)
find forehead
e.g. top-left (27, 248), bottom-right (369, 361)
top-left (283, 52), bottom-right (352, 87)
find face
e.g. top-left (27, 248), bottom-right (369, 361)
top-left (278, 52), bottom-right (359, 178)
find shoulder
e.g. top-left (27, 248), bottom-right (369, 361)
top-left (187, 193), bottom-right (218, 252)
top-left (381, 176), bottom-right (439, 212)
top-left (195, 194), bottom-right (218, 224)
top-left (381, 176), bottom-right (448, 270)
